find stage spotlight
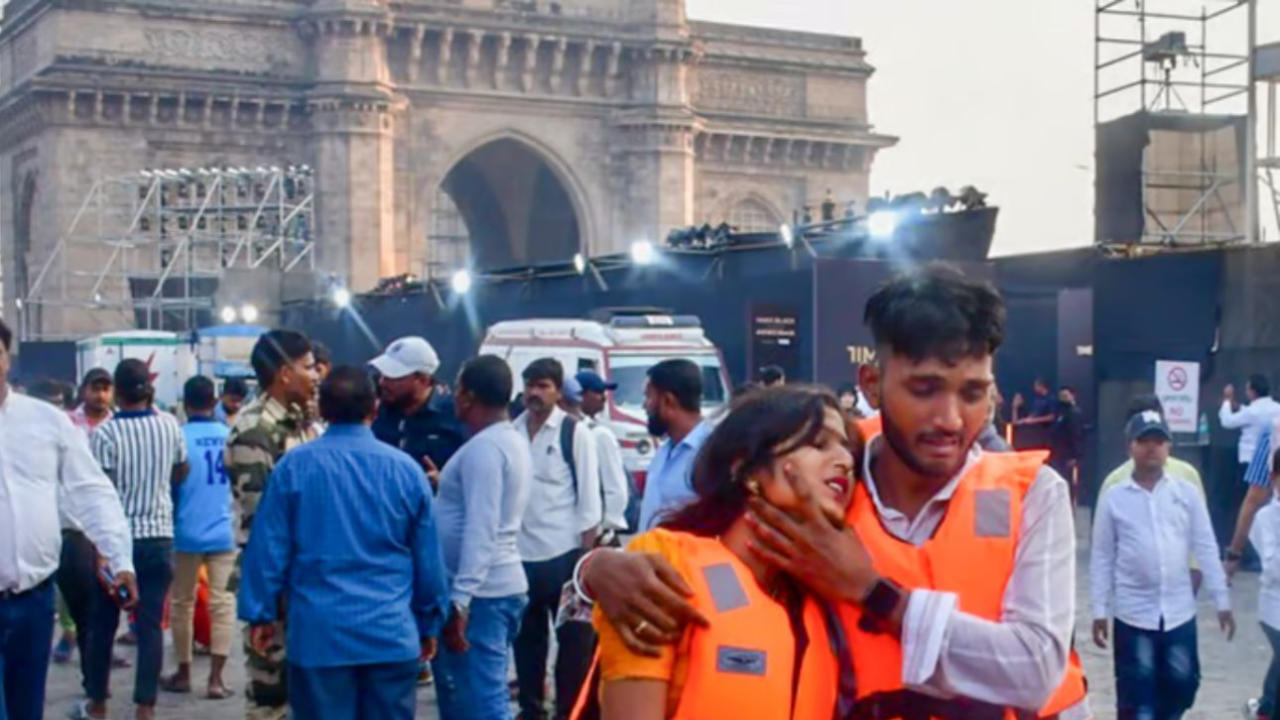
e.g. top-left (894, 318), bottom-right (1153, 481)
top-left (779, 223), bottom-right (794, 247)
top-left (573, 253), bottom-right (586, 274)
top-left (220, 305), bottom-right (237, 324)
top-left (240, 303), bottom-right (259, 323)
top-left (450, 269), bottom-right (473, 294)
top-left (630, 240), bottom-right (655, 265)
top-left (868, 210), bottom-right (898, 239)
top-left (331, 287), bottom-right (351, 308)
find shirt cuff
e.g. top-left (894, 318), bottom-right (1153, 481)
top-left (1214, 591), bottom-right (1232, 613)
top-left (901, 589), bottom-right (957, 687)
top-left (449, 589), bottom-right (472, 611)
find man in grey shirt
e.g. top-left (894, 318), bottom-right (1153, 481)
top-left (431, 356), bottom-right (533, 720)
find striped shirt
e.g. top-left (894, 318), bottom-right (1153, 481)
top-left (1246, 425), bottom-right (1275, 488)
top-left (91, 408), bottom-right (187, 539)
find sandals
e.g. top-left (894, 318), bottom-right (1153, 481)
top-left (207, 684), bottom-right (234, 700)
top-left (159, 674), bottom-right (192, 694)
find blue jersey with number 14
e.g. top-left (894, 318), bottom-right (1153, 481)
top-left (175, 417), bottom-right (234, 553)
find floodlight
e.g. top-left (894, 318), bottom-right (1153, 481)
top-left (867, 210), bottom-right (898, 239)
top-left (240, 303), bottom-right (259, 323)
top-left (450, 269), bottom-right (473, 294)
top-left (630, 240), bottom-right (655, 265)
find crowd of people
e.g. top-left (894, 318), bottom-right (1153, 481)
top-left (2, 262), bottom-right (1280, 720)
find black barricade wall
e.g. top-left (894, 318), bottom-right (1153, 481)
top-left (283, 250), bottom-right (824, 387)
top-left (12, 340), bottom-right (78, 386)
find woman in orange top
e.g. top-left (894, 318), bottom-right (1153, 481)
top-left (583, 386), bottom-right (862, 720)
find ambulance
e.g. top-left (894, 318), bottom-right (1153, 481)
top-left (478, 311), bottom-right (731, 483)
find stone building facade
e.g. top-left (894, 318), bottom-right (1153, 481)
top-left (0, 0), bottom-right (894, 339)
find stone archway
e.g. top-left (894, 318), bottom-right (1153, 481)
top-left (430, 137), bottom-right (583, 274)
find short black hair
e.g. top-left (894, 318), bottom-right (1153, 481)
top-left (114, 358), bottom-right (153, 405)
top-left (183, 376), bottom-right (218, 412)
top-left (648, 359), bottom-right (702, 413)
top-left (522, 357), bottom-right (563, 389)
top-left (759, 365), bottom-right (785, 385)
top-left (0, 316), bottom-right (10, 351)
top-left (836, 382), bottom-right (857, 397)
top-left (459, 355), bottom-right (513, 409)
top-left (864, 263), bottom-right (1005, 362)
top-left (1251, 374), bottom-right (1272, 398)
top-left (222, 377), bottom-right (249, 399)
top-left (311, 341), bottom-right (331, 368)
top-left (319, 365), bottom-right (376, 424)
top-left (1127, 394), bottom-right (1165, 419)
top-left (250, 329), bottom-right (311, 389)
top-left (1060, 385), bottom-right (1075, 394)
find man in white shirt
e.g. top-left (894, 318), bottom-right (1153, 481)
top-left (1221, 374), bottom-right (1280, 473)
top-left (1091, 409), bottom-right (1234, 720)
top-left (0, 317), bottom-right (136, 720)
top-left (512, 358), bottom-right (599, 720)
top-left (565, 372), bottom-right (630, 539)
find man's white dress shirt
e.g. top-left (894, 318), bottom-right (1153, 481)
top-left (1221, 395), bottom-right (1280, 464)
top-left (515, 406), bottom-right (600, 562)
top-left (1250, 497), bottom-right (1280, 631)
top-left (1090, 472), bottom-right (1231, 630)
top-left (861, 437), bottom-right (1083, 715)
top-left (586, 418), bottom-right (630, 532)
top-left (0, 390), bottom-right (134, 593)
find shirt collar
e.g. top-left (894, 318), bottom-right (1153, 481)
top-left (860, 434), bottom-right (980, 516)
top-left (676, 418), bottom-right (712, 449)
top-left (323, 423), bottom-right (374, 439)
top-left (1122, 471), bottom-right (1170, 491)
top-left (515, 406), bottom-right (565, 431)
top-left (186, 415), bottom-right (219, 424)
top-left (114, 408), bottom-right (156, 419)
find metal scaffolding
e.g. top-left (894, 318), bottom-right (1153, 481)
top-left (1258, 41), bottom-right (1280, 240)
top-left (19, 165), bottom-right (316, 340)
top-left (1094, 0), bottom-right (1257, 250)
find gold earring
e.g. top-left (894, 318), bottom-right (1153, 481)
top-left (745, 478), bottom-right (761, 496)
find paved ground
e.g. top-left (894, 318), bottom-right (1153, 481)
top-left (42, 508), bottom-right (1271, 719)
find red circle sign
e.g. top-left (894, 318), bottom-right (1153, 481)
top-left (1168, 366), bottom-right (1188, 391)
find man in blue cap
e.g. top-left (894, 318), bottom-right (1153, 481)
top-left (571, 371), bottom-right (630, 537)
top-left (1090, 408), bottom-right (1234, 720)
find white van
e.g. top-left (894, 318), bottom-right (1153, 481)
top-left (478, 312), bottom-right (731, 481)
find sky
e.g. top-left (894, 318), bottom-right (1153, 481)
top-left (688, 0), bottom-right (1279, 257)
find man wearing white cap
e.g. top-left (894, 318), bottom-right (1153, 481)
top-left (370, 336), bottom-right (468, 484)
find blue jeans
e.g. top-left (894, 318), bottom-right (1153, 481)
top-left (289, 660), bottom-right (419, 720)
top-left (434, 595), bottom-right (528, 720)
top-left (1113, 617), bottom-right (1200, 720)
top-left (0, 579), bottom-right (55, 720)
top-left (1260, 623), bottom-right (1280, 717)
top-left (84, 538), bottom-right (173, 706)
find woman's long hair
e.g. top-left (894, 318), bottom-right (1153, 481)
top-left (661, 385), bottom-right (863, 538)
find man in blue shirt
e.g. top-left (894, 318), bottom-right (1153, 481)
top-left (432, 356), bottom-right (533, 720)
top-left (637, 359), bottom-right (713, 530)
top-left (238, 366), bottom-right (449, 720)
top-left (163, 376), bottom-right (236, 699)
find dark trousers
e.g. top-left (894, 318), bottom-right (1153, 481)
top-left (1113, 617), bottom-right (1200, 720)
top-left (0, 579), bottom-right (55, 720)
top-left (288, 660), bottom-right (418, 720)
top-left (55, 529), bottom-right (98, 691)
top-left (515, 549), bottom-right (596, 720)
top-left (84, 538), bottom-right (173, 707)
top-left (1261, 623), bottom-right (1280, 718)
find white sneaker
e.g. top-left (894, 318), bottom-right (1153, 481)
top-left (1244, 698), bottom-right (1262, 720)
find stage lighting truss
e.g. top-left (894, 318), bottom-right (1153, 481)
top-left (19, 164), bottom-right (317, 339)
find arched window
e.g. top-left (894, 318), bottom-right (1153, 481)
top-left (727, 197), bottom-right (777, 233)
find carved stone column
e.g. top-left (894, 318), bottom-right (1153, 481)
top-left (303, 4), bottom-right (402, 290)
top-left (576, 41), bottom-right (595, 96)
top-left (495, 32), bottom-right (512, 89)
top-left (464, 30), bottom-right (484, 88)
top-left (437, 28), bottom-right (455, 85)
top-left (407, 24), bottom-right (425, 83)
top-left (521, 34), bottom-right (539, 92)
top-left (549, 37), bottom-right (567, 93)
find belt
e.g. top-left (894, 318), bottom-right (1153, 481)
top-left (0, 576), bottom-right (51, 600)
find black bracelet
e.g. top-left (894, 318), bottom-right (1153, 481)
top-left (1225, 549), bottom-right (1244, 562)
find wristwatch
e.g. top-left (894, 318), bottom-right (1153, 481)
top-left (858, 577), bottom-right (904, 633)
top-left (1225, 549), bottom-right (1244, 562)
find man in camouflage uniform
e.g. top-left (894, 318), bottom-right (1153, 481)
top-left (225, 329), bottom-right (320, 720)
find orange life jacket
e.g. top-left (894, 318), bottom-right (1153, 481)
top-left (855, 414), bottom-right (882, 440)
top-left (843, 450), bottom-right (1090, 720)
top-left (571, 531), bottom-right (840, 720)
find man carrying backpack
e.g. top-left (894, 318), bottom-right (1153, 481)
top-left (513, 358), bottom-right (600, 720)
